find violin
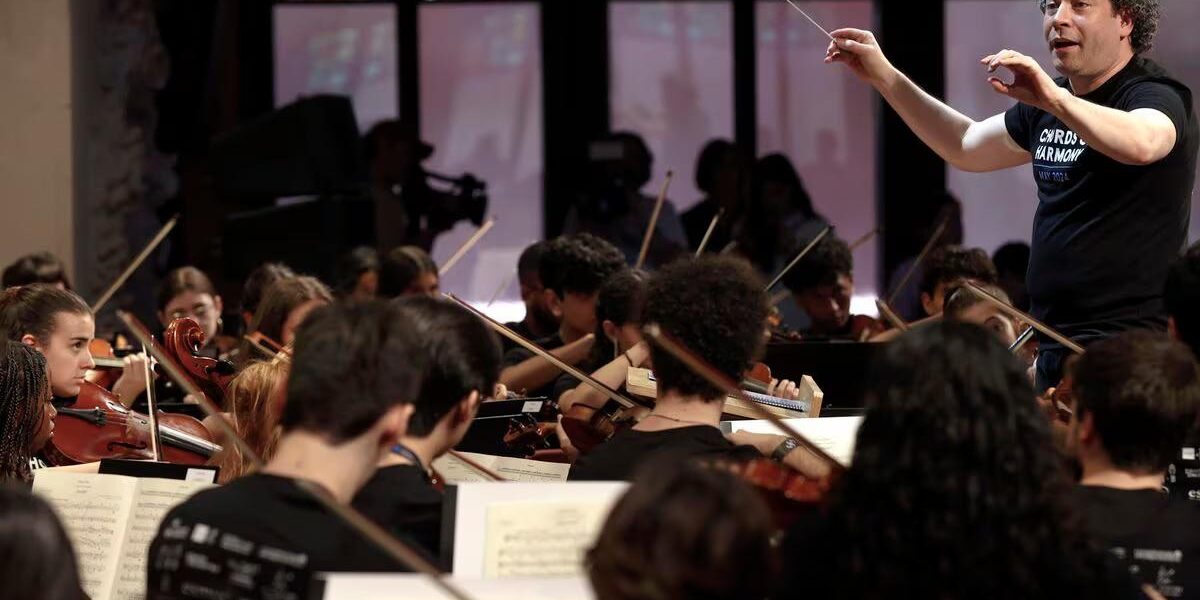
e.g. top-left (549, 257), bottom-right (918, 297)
top-left (85, 337), bottom-right (130, 390)
top-left (45, 381), bottom-right (221, 466)
top-left (559, 399), bottom-right (651, 456)
top-left (726, 458), bottom-right (834, 530)
top-left (162, 317), bottom-right (236, 409)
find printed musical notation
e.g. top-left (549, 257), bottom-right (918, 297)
top-left (32, 472), bottom-right (212, 600)
top-left (482, 500), bottom-right (610, 578)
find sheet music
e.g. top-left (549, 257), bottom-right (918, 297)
top-left (317, 573), bottom-right (596, 600)
top-left (33, 471), bottom-right (138, 600)
top-left (111, 478), bottom-right (214, 600)
top-left (726, 416), bottom-right (862, 467)
top-left (483, 500), bottom-right (610, 578)
top-left (433, 452), bottom-right (569, 484)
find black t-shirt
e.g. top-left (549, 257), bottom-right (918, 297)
top-left (1076, 485), bottom-right (1200, 598)
top-left (1167, 432), bottom-right (1200, 505)
top-left (501, 333), bottom-right (565, 399)
top-left (776, 508), bottom-right (1147, 599)
top-left (146, 474), bottom-right (405, 600)
top-left (568, 425), bottom-right (762, 481)
top-left (1005, 57), bottom-right (1197, 348)
top-left (352, 464), bottom-right (444, 567)
top-left (502, 320), bottom-right (535, 354)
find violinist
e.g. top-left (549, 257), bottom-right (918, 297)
top-left (239, 262), bottom-right (294, 328)
top-left (943, 281), bottom-right (1022, 347)
top-left (916, 246), bottom-right (999, 318)
top-left (1165, 242), bottom-right (1200, 504)
top-left (556, 268), bottom-right (648, 411)
top-left (569, 256), bottom-right (829, 482)
top-left (334, 246), bottom-right (381, 301)
top-left (499, 234), bottom-right (624, 397)
top-left (1067, 332), bottom-right (1200, 597)
top-left (501, 240), bottom-right (559, 352)
top-left (775, 322), bottom-right (1152, 600)
top-left (0, 285), bottom-right (149, 407)
top-left (206, 360), bottom-right (288, 483)
top-left (156, 266), bottom-right (236, 360)
top-left (2, 251), bottom-right (72, 290)
top-left (353, 296), bottom-right (503, 565)
top-left (235, 276), bottom-right (332, 365)
top-left (377, 245), bottom-right (439, 299)
top-left (780, 235), bottom-right (883, 340)
top-left (147, 301), bottom-right (421, 599)
top-left (587, 460), bottom-right (776, 600)
top-left (0, 341), bottom-right (56, 482)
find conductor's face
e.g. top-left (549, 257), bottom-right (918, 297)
top-left (1042, 0), bottom-right (1133, 78)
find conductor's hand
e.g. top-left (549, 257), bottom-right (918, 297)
top-left (825, 29), bottom-right (895, 87)
top-left (982, 50), bottom-right (1067, 113)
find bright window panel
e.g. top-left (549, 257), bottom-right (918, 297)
top-left (610, 2), bottom-right (734, 214)
top-left (945, 0), bottom-right (1052, 256)
top-left (1147, 1), bottom-right (1200, 242)
top-left (273, 4), bottom-right (398, 131)
top-left (757, 1), bottom-right (878, 294)
top-left (420, 3), bottom-right (543, 316)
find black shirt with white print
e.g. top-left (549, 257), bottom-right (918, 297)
top-left (146, 473), bottom-right (405, 599)
top-left (1004, 56), bottom-right (1198, 349)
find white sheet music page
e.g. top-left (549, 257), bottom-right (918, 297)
top-left (483, 500), bottom-right (610, 578)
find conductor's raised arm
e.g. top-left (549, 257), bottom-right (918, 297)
top-left (825, 28), bottom-right (1031, 173)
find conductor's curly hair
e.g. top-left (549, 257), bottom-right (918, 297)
top-left (809, 322), bottom-right (1121, 597)
top-left (1040, 0), bottom-right (1159, 53)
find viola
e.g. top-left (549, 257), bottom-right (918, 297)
top-left (45, 381), bottom-right (222, 466)
top-left (162, 317), bottom-right (236, 409)
top-left (559, 399), bottom-right (651, 456)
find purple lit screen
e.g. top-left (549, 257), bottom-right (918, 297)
top-left (947, 0), bottom-right (1200, 251)
top-left (610, 2), bottom-right (734, 214)
top-left (421, 3), bottom-right (543, 317)
top-left (273, 4), bottom-right (398, 131)
top-left (757, 1), bottom-right (878, 295)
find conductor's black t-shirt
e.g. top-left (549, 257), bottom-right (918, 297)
top-left (568, 425), bottom-right (762, 481)
top-left (1004, 57), bottom-right (1198, 348)
top-left (352, 464), bottom-right (444, 567)
top-left (146, 474), bottom-right (405, 600)
top-left (1076, 485), bottom-right (1200, 598)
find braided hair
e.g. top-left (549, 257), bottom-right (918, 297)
top-left (0, 341), bottom-right (49, 482)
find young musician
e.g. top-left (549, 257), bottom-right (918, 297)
top-left (147, 301), bottom-right (422, 598)
top-left (0, 284), bottom-right (148, 407)
top-left (335, 246), bottom-right (381, 301)
top-left (568, 256), bottom-right (829, 482)
top-left (557, 269), bottom-right (649, 412)
top-left (826, 0), bottom-right (1197, 391)
top-left (2, 252), bottom-right (72, 290)
top-left (499, 234), bottom-right (624, 397)
top-left (0, 341), bottom-right (56, 482)
top-left (782, 235), bottom-right (883, 339)
top-left (236, 276), bottom-right (332, 364)
top-left (0, 485), bottom-right (87, 600)
top-left (207, 360), bottom-right (288, 483)
top-left (943, 281), bottom-right (1021, 348)
top-left (776, 322), bottom-right (1152, 599)
top-left (1164, 243), bottom-right (1200, 503)
top-left (917, 245), bottom-right (999, 317)
top-left (352, 296), bottom-right (502, 563)
top-left (156, 266), bottom-right (235, 359)
top-left (1166, 242), bottom-right (1200, 357)
top-left (239, 262), bottom-right (294, 328)
top-left (377, 245), bottom-right (439, 298)
top-left (1067, 332), bottom-right (1200, 596)
top-left (587, 461), bottom-right (776, 600)
top-left (502, 240), bottom-right (559, 352)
